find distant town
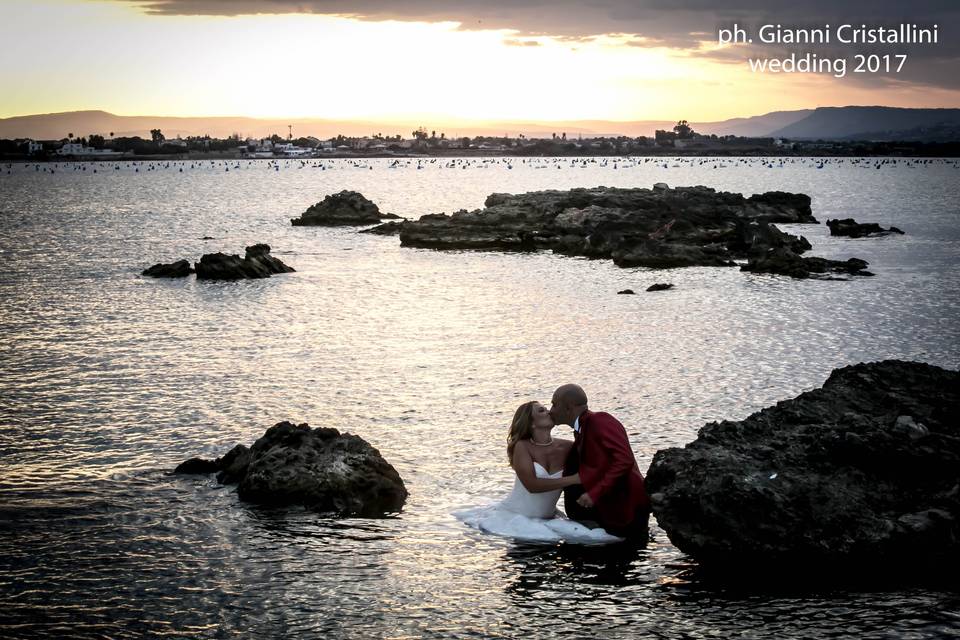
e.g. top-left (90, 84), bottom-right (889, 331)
top-left (2, 121), bottom-right (958, 160)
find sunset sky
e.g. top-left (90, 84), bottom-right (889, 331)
top-left (1, 0), bottom-right (957, 123)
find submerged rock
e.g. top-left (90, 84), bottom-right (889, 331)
top-left (646, 360), bottom-right (960, 574)
top-left (291, 190), bottom-right (401, 226)
top-left (175, 421), bottom-right (408, 517)
top-left (194, 244), bottom-right (295, 280)
top-left (142, 259), bottom-right (193, 278)
top-left (399, 185), bottom-right (816, 270)
top-left (617, 289), bottom-right (636, 295)
top-left (827, 218), bottom-right (905, 238)
top-left (646, 283), bottom-right (674, 292)
top-left (741, 247), bottom-right (873, 279)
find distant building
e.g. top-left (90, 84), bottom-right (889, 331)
top-left (56, 143), bottom-right (125, 158)
top-left (26, 140), bottom-right (43, 154)
top-left (273, 143), bottom-right (313, 156)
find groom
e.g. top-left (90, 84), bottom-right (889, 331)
top-left (550, 384), bottom-right (651, 542)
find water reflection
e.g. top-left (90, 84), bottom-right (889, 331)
top-left (504, 540), bottom-right (653, 596)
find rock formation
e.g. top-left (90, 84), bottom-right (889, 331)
top-left (827, 218), bottom-right (905, 238)
top-left (359, 221), bottom-right (405, 235)
top-left (291, 190), bottom-right (401, 226)
top-left (142, 259), bottom-right (193, 278)
top-left (175, 421), bottom-right (408, 517)
top-left (398, 185), bottom-right (821, 269)
top-left (194, 244), bottom-right (295, 280)
top-left (646, 283), bottom-right (674, 292)
top-left (741, 247), bottom-right (874, 279)
top-left (646, 360), bottom-right (960, 574)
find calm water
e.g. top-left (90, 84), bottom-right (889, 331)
top-left (1, 157), bottom-right (959, 638)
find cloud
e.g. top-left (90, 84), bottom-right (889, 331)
top-left (503, 38), bottom-right (542, 47)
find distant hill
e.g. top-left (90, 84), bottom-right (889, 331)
top-left (770, 107), bottom-right (960, 140)
top-left (695, 110), bottom-right (812, 137)
top-left (2, 107), bottom-right (958, 142)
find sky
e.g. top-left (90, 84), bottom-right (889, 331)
top-left (0, 0), bottom-right (957, 123)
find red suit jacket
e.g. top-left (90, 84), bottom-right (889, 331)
top-left (567, 410), bottom-right (650, 530)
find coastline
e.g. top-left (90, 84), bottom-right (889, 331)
top-left (5, 144), bottom-right (960, 163)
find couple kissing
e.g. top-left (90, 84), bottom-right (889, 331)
top-left (458, 384), bottom-right (650, 545)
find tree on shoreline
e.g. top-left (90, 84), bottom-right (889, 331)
top-left (673, 120), bottom-right (694, 139)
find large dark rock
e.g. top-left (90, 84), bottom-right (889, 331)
top-left (646, 360), bottom-right (960, 574)
top-left (741, 247), bottom-right (873, 279)
top-left (291, 190), bottom-right (400, 226)
top-left (399, 185), bottom-right (817, 269)
top-left (175, 422), bottom-right (407, 517)
top-left (142, 259), bottom-right (193, 278)
top-left (827, 218), bottom-right (905, 238)
top-left (194, 244), bottom-right (295, 280)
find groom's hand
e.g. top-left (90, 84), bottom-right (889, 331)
top-left (576, 493), bottom-right (594, 508)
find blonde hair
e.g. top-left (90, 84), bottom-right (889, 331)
top-left (507, 401), bottom-right (537, 466)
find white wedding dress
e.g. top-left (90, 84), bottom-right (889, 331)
top-left (454, 462), bottom-right (624, 544)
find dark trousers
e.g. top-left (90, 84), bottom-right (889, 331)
top-left (563, 486), bottom-right (650, 544)
top-left (604, 507), bottom-right (651, 545)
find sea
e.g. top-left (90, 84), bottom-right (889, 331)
top-left (1, 156), bottom-right (959, 638)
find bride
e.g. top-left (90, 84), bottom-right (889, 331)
top-left (455, 401), bottom-right (623, 544)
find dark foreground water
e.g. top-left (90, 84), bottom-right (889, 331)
top-left (1, 156), bottom-right (959, 638)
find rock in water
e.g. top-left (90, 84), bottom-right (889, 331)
top-left (176, 422), bottom-right (407, 517)
top-left (359, 221), bottom-right (405, 235)
top-left (741, 247), bottom-right (873, 279)
top-left (291, 190), bottom-right (401, 226)
top-left (244, 243), bottom-right (296, 275)
top-left (142, 259), bottom-right (193, 278)
top-left (174, 457), bottom-right (219, 473)
top-left (827, 218), bottom-right (905, 238)
top-left (646, 283), bottom-right (674, 292)
top-left (399, 185), bottom-right (817, 270)
top-left (646, 360), bottom-right (960, 574)
top-left (194, 244), bottom-right (295, 280)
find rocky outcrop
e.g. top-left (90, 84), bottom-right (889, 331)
top-left (399, 185), bottom-right (818, 269)
top-left (142, 259), bottom-right (193, 278)
top-left (194, 244), bottom-right (295, 280)
top-left (359, 221), bottom-right (405, 235)
top-left (291, 190), bottom-right (401, 226)
top-left (646, 360), bottom-right (960, 574)
top-left (741, 247), bottom-right (873, 279)
top-left (827, 218), bottom-right (905, 238)
top-left (175, 421), bottom-right (408, 517)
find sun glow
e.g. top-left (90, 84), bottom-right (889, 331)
top-left (1, 0), bottom-right (957, 123)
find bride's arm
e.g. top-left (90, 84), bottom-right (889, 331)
top-left (512, 442), bottom-right (581, 493)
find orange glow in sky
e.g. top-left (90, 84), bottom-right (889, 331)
top-left (1, 0), bottom-right (957, 123)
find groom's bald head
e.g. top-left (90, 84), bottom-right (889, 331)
top-left (549, 384), bottom-right (588, 426)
